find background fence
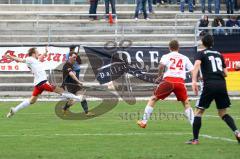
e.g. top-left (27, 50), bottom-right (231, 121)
top-left (0, 0), bottom-right (136, 4)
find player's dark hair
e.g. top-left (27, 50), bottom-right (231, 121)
top-left (69, 51), bottom-right (81, 64)
top-left (69, 45), bottom-right (76, 52)
top-left (69, 51), bottom-right (78, 57)
top-left (201, 34), bottom-right (214, 49)
top-left (28, 48), bottom-right (37, 56)
top-left (169, 40), bottom-right (179, 51)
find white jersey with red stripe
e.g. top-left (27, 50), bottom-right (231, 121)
top-left (25, 57), bottom-right (47, 86)
top-left (160, 51), bottom-right (193, 80)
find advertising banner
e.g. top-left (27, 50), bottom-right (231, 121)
top-left (84, 46), bottom-right (197, 84)
top-left (0, 46), bottom-right (68, 71)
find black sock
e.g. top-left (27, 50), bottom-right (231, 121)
top-left (193, 116), bottom-right (202, 140)
top-left (63, 102), bottom-right (71, 111)
top-left (81, 100), bottom-right (89, 113)
top-left (222, 114), bottom-right (238, 132)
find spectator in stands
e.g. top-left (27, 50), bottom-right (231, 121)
top-left (235, 0), bottom-right (240, 11)
top-left (134, 0), bottom-right (148, 21)
top-left (140, 0), bottom-right (154, 14)
top-left (193, 0), bottom-right (196, 8)
top-left (212, 16), bottom-right (225, 35)
top-left (89, 0), bottom-right (99, 20)
top-left (226, 15), bottom-right (240, 34)
top-left (200, 0), bottom-right (213, 13)
top-left (214, 0), bottom-right (220, 14)
top-left (168, 0), bottom-right (177, 4)
top-left (156, 0), bottom-right (165, 6)
top-left (105, 0), bottom-right (116, 20)
top-left (180, 0), bottom-right (194, 12)
top-left (197, 15), bottom-right (209, 36)
top-left (185, 0), bottom-right (195, 7)
top-left (225, 0), bottom-right (234, 14)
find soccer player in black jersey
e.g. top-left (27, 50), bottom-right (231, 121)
top-left (62, 52), bottom-right (94, 116)
top-left (186, 34), bottom-right (240, 144)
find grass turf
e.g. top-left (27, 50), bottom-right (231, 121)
top-left (0, 100), bottom-right (239, 159)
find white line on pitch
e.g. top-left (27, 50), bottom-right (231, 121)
top-left (205, 115), bottom-right (240, 120)
top-left (0, 132), bottom-right (236, 143)
top-left (3, 113), bottom-right (240, 120)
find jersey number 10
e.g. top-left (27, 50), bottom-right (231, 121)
top-left (208, 56), bottom-right (223, 72)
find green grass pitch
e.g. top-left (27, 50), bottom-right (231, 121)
top-left (0, 100), bottom-right (239, 159)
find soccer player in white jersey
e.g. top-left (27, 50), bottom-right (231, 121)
top-left (137, 40), bottom-right (195, 128)
top-left (5, 47), bottom-right (84, 118)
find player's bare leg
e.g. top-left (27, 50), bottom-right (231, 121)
top-left (62, 99), bottom-right (75, 116)
top-left (77, 93), bottom-right (95, 117)
top-left (186, 108), bottom-right (204, 144)
top-left (218, 108), bottom-right (240, 143)
top-left (7, 96), bottom-right (38, 118)
top-left (181, 99), bottom-right (194, 125)
top-left (53, 86), bottom-right (83, 101)
top-left (137, 96), bottom-right (159, 128)
top-left (62, 91), bottom-right (95, 116)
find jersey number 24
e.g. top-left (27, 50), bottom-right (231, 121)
top-left (170, 58), bottom-right (183, 70)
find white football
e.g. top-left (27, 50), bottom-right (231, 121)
top-left (235, 63), bottom-right (240, 70)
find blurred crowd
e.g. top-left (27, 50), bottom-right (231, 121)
top-left (198, 15), bottom-right (240, 36)
top-left (88, 0), bottom-right (240, 21)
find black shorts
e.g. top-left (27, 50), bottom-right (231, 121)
top-left (65, 84), bottom-right (83, 94)
top-left (196, 82), bottom-right (231, 110)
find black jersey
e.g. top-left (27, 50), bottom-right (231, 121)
top-left (62, 62), bottom-right (82, 94)
top-left (62, 62), bottom-right (78, 86)
top-left (195, 49), bottom-right (226, 83)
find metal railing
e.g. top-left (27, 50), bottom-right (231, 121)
top-left (0, 26), bottom-right (197, 46)
top-left (3, 0), bottom-right (136, 4)
top-left (35, 13), bottom-right (119, 44)
top-left (1, 11), bottom-right (240, 47)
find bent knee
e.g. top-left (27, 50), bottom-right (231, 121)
top-left (195, 108), bottom-right (205, 116)
top-left (29, 97), bottom-right (38, 104)
top-left (183, 100), bottom-right (190, 105)
top-left (218, 111), bottom-right (226, 118)
top-left (151, 96), bottom-right (159, 101)
top-left (182, 99), bottom-right (191, 107)
top-left (29, 100), bottom-right (36, 104)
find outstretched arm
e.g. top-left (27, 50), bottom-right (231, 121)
top-left (4, 51), bottom-right (25, 63)
top-left (69, 72), bottom-right (82, 86)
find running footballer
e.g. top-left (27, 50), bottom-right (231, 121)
top-left (186, 34), bottom-right (240, 144)
top-left (5, 47), bottom-right (84, 118)
top-left (137, 40), bottom-right (195, 128)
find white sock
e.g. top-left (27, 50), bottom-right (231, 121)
top-left (13, 100), bottom-right (31, 113)
top-left (234, 130), bottom-right (240, 135)
top-left (185, 107), bottom-right (194, 125)
top-left (142, 105), bottom-right (154, 124)
top-left (62, 92), bottom-right (83, 101)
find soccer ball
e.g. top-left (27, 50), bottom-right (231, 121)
top-left (235, 63), bottom-right (240, 71)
